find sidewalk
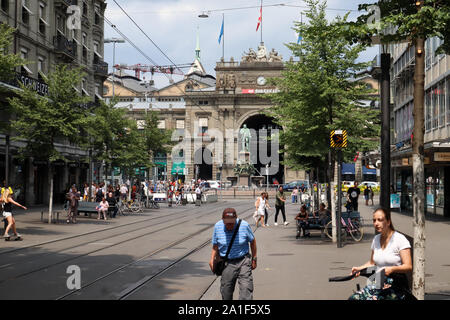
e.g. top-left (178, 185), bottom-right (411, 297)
top-left (202, 197), bottom-right (450, 300)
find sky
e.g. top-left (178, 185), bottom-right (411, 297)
top-left (103, 0), bottom-right (380, 87)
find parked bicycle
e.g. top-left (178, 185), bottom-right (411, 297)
top-left (324, 211), bottom-right (364, 242)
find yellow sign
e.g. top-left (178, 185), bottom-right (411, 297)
top-left (330, 130), bottom-right (348, 148)
top-left (434, 152), bottom-right (450, 162)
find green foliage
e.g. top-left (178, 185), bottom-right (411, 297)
top-left (8, 65), bottom-right (90, 161)
top-left (343, 0), bottom-right (449, 54)
top-left (141, 110), bottom-right (174, 156)
top-left (0, 24), bottom-right (25, 83)
top-left (266, 0), bottom-right (380, 171)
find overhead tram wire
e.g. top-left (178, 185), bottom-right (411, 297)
top-left (103, 16), bottom-right (222, 122)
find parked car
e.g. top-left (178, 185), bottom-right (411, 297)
top-left (282, 180), bottom-right (309, 192)
top-left (359, 181), bottom-right (380, 192)
top-left (207, 180), bottom-right (221, 189)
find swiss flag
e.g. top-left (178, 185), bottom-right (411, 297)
top-left (256, 6), bottom-right (262, 31)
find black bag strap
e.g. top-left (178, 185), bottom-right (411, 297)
top-left (224, 219), bottom-right (242, 261)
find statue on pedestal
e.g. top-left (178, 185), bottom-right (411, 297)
top-left (239, 124), bottom-right (251, 153)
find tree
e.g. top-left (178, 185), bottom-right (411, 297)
top-left (0, 23), bottom-right (26, 187)
top-left (344, 0), bottom-right (449, 300)
top-left (8, 65), bottom-right (91, 223)
top-left (267, 0), bottom-right (380, 234)
top-left (0, 24), bottom-right (25, 84)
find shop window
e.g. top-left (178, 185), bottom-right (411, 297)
top-left (1, 0), bottom-right (9, 12)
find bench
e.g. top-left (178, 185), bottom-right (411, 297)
top-left (296, 211), bottom-right (361, 238)
top-left (64, 201), bottom-right (99, 218)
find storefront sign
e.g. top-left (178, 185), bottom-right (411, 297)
top-left (434, 152), bottom-right (450, 162)
top-left (241, 88), bottom-right (280, 94)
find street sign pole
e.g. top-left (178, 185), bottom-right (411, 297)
top-left (330, 129), bottom-right (347, 248)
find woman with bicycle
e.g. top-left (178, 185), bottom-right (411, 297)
top-left (349, 207), bottom-right (412, 300)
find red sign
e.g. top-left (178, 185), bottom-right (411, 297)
top-left (242, 89), bottom-right (255, 94)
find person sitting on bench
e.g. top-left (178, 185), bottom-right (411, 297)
top-left (295, 204), bottom-right (310, 239)
top-left (313, 202), bottom-right (331, 238)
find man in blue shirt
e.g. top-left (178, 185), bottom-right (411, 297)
top-left (209, 208), bottom-right (257, 300)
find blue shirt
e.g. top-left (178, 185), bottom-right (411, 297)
top-left (212, 219), bottom-right (255, 260)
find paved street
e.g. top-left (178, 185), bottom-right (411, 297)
top-left (1, 196), bottom-right (449, 300)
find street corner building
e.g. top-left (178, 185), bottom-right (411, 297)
top-left (0, 0), bottom-right (108, 205)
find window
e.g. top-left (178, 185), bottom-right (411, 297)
top-left (71, 29), bottom-right (79, 44)
top-left (95, 84), bottom-right (103, 101)
top-left (438, 82), bottom-right (445, 127)
top-left (425, 89), bottom-right (431, 131)
top-left (447, 79), bottom-right (450, 125)
top-left (199, 117), bottom-right (208, 135)
top-left (432, 85), bottom-right (439, 129)
top-left (20, 48), bottom-right (32, 74)
top-left (157, 120), bottom-right (166, 129)
top-left (94, 3), bottom-right (101, 25)
top-left (81, 79), bottom-right (89, 96)
top-left (136, 120), bottom-right (146, 130)
top-left (198, 100), bottom-right (209, 105)
top-left (93, 41), bottom-right (102, 63)
top-left (37, 56), bottom-right (47, 81)
top-left (1, 0), bottom-right (9, 12)
top-left (83, 1), bottom-right (88, 16)
top-left (21, 0), bottom-right (32, 25)
top-left (56, 14), bottom-right (65, 35)
top-left (176, 120), bottom-right (185, 129)
top-left (82, 32), bottom-right (88, 61)
top-left (38, 2), bottom-right (48, 35)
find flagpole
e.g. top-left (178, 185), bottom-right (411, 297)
top-left (260, 0), bottom-right (263, 44)
top-left (222, 13), bottom-right (225, 60)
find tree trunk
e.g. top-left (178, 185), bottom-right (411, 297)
top-left (48, 164), bottom-right (53, 224)
top-left (412, 37), bottom-right (426, 300)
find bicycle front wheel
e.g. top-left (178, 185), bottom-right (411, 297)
top-left (324, 221), bottom-right (333, 239)
top-left (349, 219), bottom-right (364, 242)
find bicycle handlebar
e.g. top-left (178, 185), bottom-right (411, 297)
top-left (328, 266), bottom-right (377, 282)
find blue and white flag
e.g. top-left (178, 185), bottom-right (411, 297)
top-left (218, 17), bottom-right (224, 44)
top-left (297, 33), bottom-right (302, 44)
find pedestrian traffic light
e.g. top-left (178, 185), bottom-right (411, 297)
top-left (330, 130), bottom-right (347, 148)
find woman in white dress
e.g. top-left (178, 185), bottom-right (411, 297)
top-left (254, 192), bottom-right (267, 227)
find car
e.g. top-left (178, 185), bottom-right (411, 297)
top-left (282, 180), bottom-right (309, 192)
top-left (359, 181), bottom-right (380, 192)
top-left (206, 180), bottom-right (221, 189)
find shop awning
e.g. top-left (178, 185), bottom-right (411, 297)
top-left (363, 166), bottom-right (377, 175)
top-left (171, 162), bottom-right (185, 175)
top-left (342, 163), bottom-right (355, 175)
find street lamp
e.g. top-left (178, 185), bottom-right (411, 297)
top-left (104, 36), bottom-right (125, 98)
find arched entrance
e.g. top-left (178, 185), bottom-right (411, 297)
top-left (242, 114), bottom-right (284, 184)
top-left (194, 147), bottom-right (213, 180)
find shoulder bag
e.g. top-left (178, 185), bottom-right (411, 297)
top-left (213, 219), bottom-right (242, 276)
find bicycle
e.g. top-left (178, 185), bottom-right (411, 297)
top-left (329, 266), bottom-right (417, 300)
top-left (324, 211), bottom-right (364, 242)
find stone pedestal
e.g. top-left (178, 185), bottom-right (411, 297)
top-left (238, 151), bottom-right (250, 162)
top-left (239, 175), bottom-right (250, 187)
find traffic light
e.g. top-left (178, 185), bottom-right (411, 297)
top-left (330, 130), bottom-right (347, 148)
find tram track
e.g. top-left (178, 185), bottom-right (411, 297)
top-left (0, 202), bottom-right (237, 286)
top-left (56, 206), bottom-right (256, 300)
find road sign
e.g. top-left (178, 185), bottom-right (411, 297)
top-left (330, 130), bottom-right (348, 148)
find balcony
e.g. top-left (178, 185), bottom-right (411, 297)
top-left (55, 0), bottom-right (78, 8)
top-left (54, 34), bottom-right (77, 60)
top-left (93, 61), bottom-right (108, 78)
